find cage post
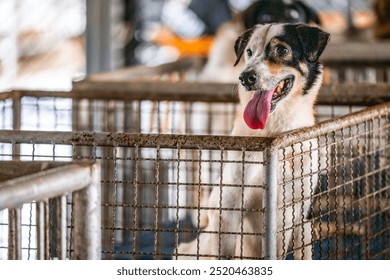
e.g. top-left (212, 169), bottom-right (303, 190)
top-left (11, 93), bottom-right (21, 130)
top-left (86, 0), bottom-right (112, 74)
top-left (36, 201), bottom-right (48, 260)
top-left (11, 93), bottom-right (21, 160)
top-left (263, 147), bottom-right (278, 259)
top-left (72, 162), bottom-right (101, 260)
top-left (56, 195), bottom-right (67, 260)
top-left (8, 208), bottom-right (21, 260)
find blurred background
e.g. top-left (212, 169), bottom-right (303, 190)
top-left (0, 0), bottom-right (386, 91)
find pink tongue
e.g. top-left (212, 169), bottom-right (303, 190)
top-left (243, 89), bottom-right (275, 129)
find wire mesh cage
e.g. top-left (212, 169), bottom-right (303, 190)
top-left (0, 161), bottom-right (101, 260)
top-left (274, 105), bottom-right (390, 259)
top-left (0, 82), bottom-right (389, 260)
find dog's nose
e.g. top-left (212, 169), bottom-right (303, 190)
top-left (239, 70), bottom-right (258, 87)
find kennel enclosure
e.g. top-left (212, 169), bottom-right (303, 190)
top-left (0, 82), bottom-right (389, 259)
top-left (1, 0), bottom-right (390, 260)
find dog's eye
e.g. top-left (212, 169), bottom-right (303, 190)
top-left (246, 49), bottom-right (253, 57)
top-left (276, 46), bottom-right (289, 56)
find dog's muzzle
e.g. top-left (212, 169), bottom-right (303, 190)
top-left (239, 70), bottom-right (258, 90)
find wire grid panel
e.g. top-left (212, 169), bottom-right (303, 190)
top-left (0, 102), bottom-right (389, 260)
top-left (6, 85), bottom-right (389, 135)
top-left (0, 132), bottom-right (271, 260)
top-left (72, 99), bottom-right (238, 135)
top-left (0, 195), bottom-right (71, 260)
top-left (275, 104), bottom-right (390, 260)
top-left (3, 92), bottom-right (237, 135)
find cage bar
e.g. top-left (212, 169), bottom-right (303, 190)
top-left (263, 147), bottom-right (279, 259)
top-left (0, 161), bottom-right (101, 260)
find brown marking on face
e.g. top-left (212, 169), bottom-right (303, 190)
top-left (265, 60), bottom-right (283, 76)
top-left (298, 62), bottom-right (309, 76)
top-left (263, 38), bottom-right (294, 75)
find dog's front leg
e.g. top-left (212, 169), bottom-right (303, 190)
top-left (204, 153), bottom-right (246, 259)
top-left (207, 185), bottom-right (242, 259)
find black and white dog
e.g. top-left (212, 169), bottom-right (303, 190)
top-left (179, 23), bottom-right (330, 259)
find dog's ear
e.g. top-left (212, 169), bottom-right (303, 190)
top-left (234, 28), bottom-right (254, 66)
top-left (294, 1), bottom-right (321, 25)
top-left (296, 24), bottom-right (330, 63)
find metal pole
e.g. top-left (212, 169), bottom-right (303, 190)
top-left (263, 147), bottom-right (278, 259)
top-left (12, 92), bottom-right (21, 130)
top-left (36, 201), bottom-right (46, 260)
top-left (86, 0), bottom-right (101, 74)
top-left (86, 0), bottom-right (112, 74)
top-left (12, 93), bottom-right (21, 160)
top-left (57, 195), bottom-right (67, 260)
top-left (100, 0), bottom-right (112, 72)
top-left (8, 208), bottom-right (21, 260)
top-left (0, 165), bottom-right (96, 209)
top-left (72, 163), bottom-right (101, 259)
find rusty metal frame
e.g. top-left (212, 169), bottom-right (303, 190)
top-left (1, 84), bottom-right (389, 138)
top-left (1, 83), bottom-right (389, 104)
top-left (0, 161), bottom-right (101, 260)
top-left (0, 102), bottom-right (388, 260)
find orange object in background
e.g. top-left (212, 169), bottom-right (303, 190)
top-left (153, 27), bottom-right (214, 57)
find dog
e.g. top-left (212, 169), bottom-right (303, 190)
top-left (199, 0), bottom-right (321, 83)
top-left (193, 2), bottom-right (322, 224)
top-left (178, 23), bottom-right (330, 259)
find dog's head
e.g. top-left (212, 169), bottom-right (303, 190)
top-left (234, 23), bottom-right (330, 130)
top-left (242, 0), bottom-right (321, 29)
